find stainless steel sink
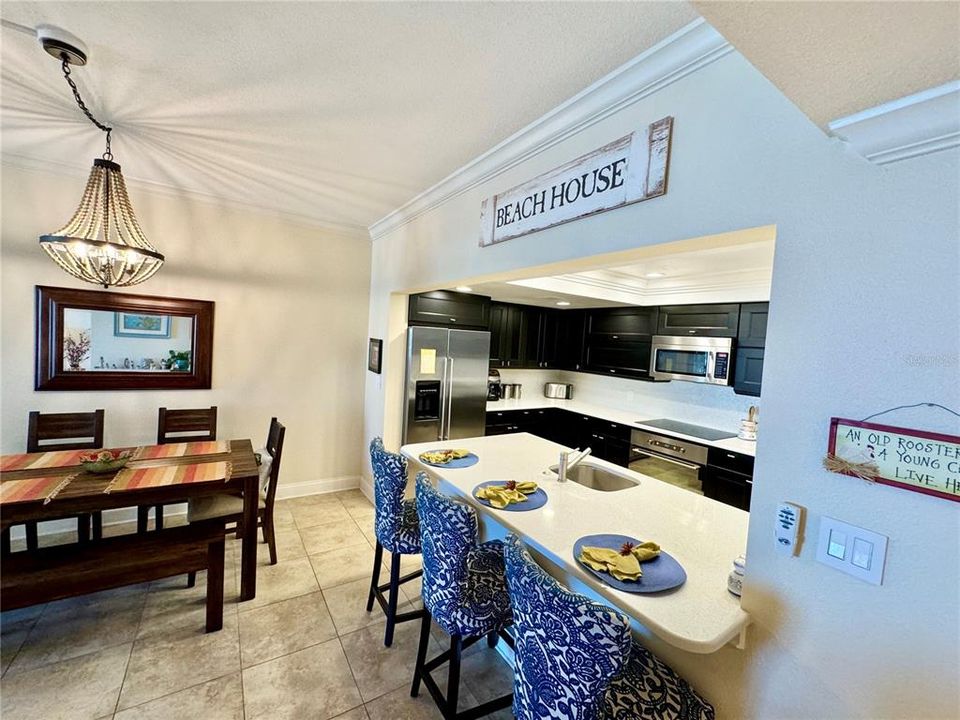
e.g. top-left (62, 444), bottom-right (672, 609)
top-left (548, 461), bottom-right (639, 492)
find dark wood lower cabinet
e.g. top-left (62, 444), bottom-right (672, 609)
top-left (484, 409), bottom-right (630, 467)
top-left (702, 467), bottom-right (752, 511)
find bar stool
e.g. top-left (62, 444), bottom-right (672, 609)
top-left (410, 473), bottom-right (514, 720)
top-left (366, 437), bottom-right (423, 647)
top-left (503, 534), bottom-right (715, 720)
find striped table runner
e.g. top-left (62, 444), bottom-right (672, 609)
top-left (1, 450), bottom-right (88, 472)
top-left (135, 441), bottom-right (230, 460)
top-left (1, 474), bottom-right (77, 505)
top-left (105, 461), bottom-right (232, 493)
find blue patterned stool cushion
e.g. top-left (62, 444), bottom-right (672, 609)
top-left (370, 438), bottom-right (420, 555)
top-left (415, 473), bottom-right (512, 638)
top-left (504, 534), bottom-right (631, 720)
top-left (603, 642), bottom-right (715, 720)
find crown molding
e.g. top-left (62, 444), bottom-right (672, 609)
top-left (827, 81), bottom-right (960, 165)
top-left (1, 152), bottom-right (370, 239)
top-left (368, 19), bottom-right (732, 241)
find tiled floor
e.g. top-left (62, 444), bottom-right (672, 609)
top-left (0, 491), bottom-right (515, 720)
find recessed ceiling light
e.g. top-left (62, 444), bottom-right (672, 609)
top-left (455, 286), bottom-right (472, 292)
top-left (644, 272), bottom-right (665, 278)
top-left (556, 301), bottom-right (571, 306)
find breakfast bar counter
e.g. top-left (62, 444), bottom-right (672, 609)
top-left (402, 432), bottom-right (751, 654)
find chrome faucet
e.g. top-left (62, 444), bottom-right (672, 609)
top-left (557, 447), bottom-right (592, 483)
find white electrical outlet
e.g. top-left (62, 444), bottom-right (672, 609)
top-left (816, 516), bottom-right (888, 585)
top-left (774, 502), bottom-right (803, 556)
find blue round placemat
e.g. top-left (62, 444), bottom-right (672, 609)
top-left (473, 481), bottom-right (548, 512)
top-left (573, 533), bottom-right (686, 593)
top-left (419, 452), bottom-right (479, 468)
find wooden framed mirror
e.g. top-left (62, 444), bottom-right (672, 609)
top-left (35, 285), bottom-right (214, 391)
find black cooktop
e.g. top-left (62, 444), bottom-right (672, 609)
top-left (637, 418), bottom-right (737, 442)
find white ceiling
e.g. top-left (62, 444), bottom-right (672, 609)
top-left (0, 1), bottom-right (697, 233)
top-left (694, 1), bottom-right (960, 127)
top-left (468, 232), bottom-right (775, 308)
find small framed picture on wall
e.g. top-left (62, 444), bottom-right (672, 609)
top-left (368, 338), bottom-right (383, 374)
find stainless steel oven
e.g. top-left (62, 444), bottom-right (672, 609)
top-left (650, 335), bottom-right (733, 386)
top-left (628, 429), bottom-right (708, 495)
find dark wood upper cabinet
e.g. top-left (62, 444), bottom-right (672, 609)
top-left (408, 290), bottom-right (490, 330)
top-left (657, 304), bottom-right (740, 337)
top-left (734, 347), bottom-right (764, 397)
top-left (737, 302), bottom-right (769, 348)
top-left (35, 285), bottom-right (214, 391)
top-left (489, 302), bottom-right (525, 367)
top-left (586, 306), bottom-right (659, 337)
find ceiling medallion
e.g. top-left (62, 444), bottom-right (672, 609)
top-left (37, 25), bottom-right (164, 288)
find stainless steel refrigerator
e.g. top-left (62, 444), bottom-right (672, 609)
top-left (403, 327), bottom-right (490, 444)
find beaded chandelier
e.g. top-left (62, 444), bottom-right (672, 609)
top-left (38, 36), bottom-right (163, 288)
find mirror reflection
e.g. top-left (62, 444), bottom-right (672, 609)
top-left (62, 308), bottom-right (194, 372)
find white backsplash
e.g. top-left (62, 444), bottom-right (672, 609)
top-left (496, 368), bottom-right (758, 431)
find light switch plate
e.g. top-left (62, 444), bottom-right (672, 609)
top-left (816, 516), bottom-right (887, 585)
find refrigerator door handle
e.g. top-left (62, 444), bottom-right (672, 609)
top-left (437, 357), bottom-right (448, 441)
top-left (445, 357), bottom-right (455, 440)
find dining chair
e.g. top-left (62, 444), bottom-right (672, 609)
top-left (410, 473), bottom-right (514, 720)
top-left (503, 534), bottom-right (715, 720)
top-left (366, 437), bottom-right (423, 647)
top-left (138, 405), bottom-right (218, 532)
top-left (186, 417), bottom-right (285, 581)
top-left (20, 409), bottom-right (106, 551)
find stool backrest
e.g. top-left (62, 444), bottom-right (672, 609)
top-left (262, 417), bottom-right (286, 509)
top-left (369, 437), bottom-right (409, 548)
top-left (157, 406), bottom-right (217, 444)
top-left (504, 534), bottom-right (631, 720)
top-left (27, 410), bottom-right (104, 452)
top-left (415, 473), bottom-right (477, 630)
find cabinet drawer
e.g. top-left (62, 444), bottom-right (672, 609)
top-left (590, 418), bottom-right (632, 442)
top-left (707, 447), bottom-right (755, 476)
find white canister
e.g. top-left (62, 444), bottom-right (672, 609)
top-left (727, 555), bottom-right (746, 597)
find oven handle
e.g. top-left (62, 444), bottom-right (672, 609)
top-left (629, 446), bottom-right (701, 471)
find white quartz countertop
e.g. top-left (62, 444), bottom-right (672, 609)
top-left (402, 433), bottom-right (751, 654)
top-left (487, 397), bottom-right (758, 457)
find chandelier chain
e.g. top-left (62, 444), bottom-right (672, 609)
top-left (60, 55), bottom-right (113, 160)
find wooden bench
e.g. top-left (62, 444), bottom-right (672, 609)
top-left (1, 519), bottom-right (226, 632)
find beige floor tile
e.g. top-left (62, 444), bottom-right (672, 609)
top-left (1, 629), bottom-right (28, 676)
top-left (138, 571), bottom-right (239, 642)
top-left (1, 604), bottom-right (44, 672)
top-left (0, 642), bottom-right (131, 720)
top-left (242, 638), bottom-right (362, 720)
top-left (364, 686), bottom-right (444, 720)
top-left (340, 618), bottom-right (441, 703)
top-left (114, 673), bottom-right (243, 720)
top-left (383, 550), bottom-right (423, 575)
top-left (347, 506), bottom-right (376, 529)
top-left (10, 591), bottom-right (146, 672)
top-left (117, 616), bottom-right (240, 710)
top-left (310, 542), bottom-right (380, 589)
top-left (323, 577), bottom-right (420, 637)
top-left (300, 518), bottom-right (370, 555)
top-left (334, 489), bottom-right (372, 509)
top-left (239, 591), bottom-right (336, 667)
top-left (460, 646), bottom-right (515, 709)
top-left (290, 501), bottom-right (353, 529)
top-left (243, 556), bottom-right (320, 609)
top-left (257, 526), bottom-right (306, 565)
top-left (333, 707), bottom-right (370, 720)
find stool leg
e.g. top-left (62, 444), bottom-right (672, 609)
top-left (155, 506), bottom-right (164, 530)
top-left (487, 630), bottom-right (499, 649)
top-left (410, 611), bottom-right (431, 698)
top-left (366, 541), bottom-right (383, 612)
top-left (384, 552), bottom-right (401, 647)
top-left (77, 514), bottom-right (90, 543)
top-left (137, 506), bottom-right (150, 533)
top-left (187, 571), bottom-right (197, 588)
top-left (92, 511), bottom-right (103, 540)
top-left (26, 521), bottom-right (39, 551)
top-left (447, 634), bottom-right (463, 718)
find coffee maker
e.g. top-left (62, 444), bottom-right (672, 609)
top-left (487, 368), bottom-right (501, 401)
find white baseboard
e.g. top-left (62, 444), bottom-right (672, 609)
top-left (360, 473), bottom-right (374, 503)
top-left (7, 475), bottom-right (361, 540)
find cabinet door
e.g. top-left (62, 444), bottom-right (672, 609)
top-left (501, 306), bottom-right (525, 368)
top-left (408, 290), bottom-right (491, 329)
top-left (555, 311), bottom-right (586, 370)
top-left (657, 304), bottom-right (739, 337)
top-left (488, 303), bottom-right (508, 367)
top-left (737, 303), bottom-right (769, 348)
top-left (702, 467), bottom-right (752, 510)
top-left (583, 337), bottom-right (653, 379)
top-left (734, 348), bottom-right (764, 397)
top-left (518, 307), bottom-right (544, 368)
top-left (537, 311), bottom-right (563, 369)
top-left (586, 307), bottom-right (659, 337)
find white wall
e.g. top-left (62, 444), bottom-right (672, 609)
top-left (2, 163), bottom-right (372, 501)
top-left (363, 50), bottom-right (960, 719)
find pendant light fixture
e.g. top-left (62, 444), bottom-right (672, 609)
top-left (37, 26), bottom-right (164, 288)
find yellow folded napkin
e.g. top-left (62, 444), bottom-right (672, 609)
top-left (419, 449), bottom-right (470, 464)
top-left (578, 541), bottom-right (661, 581)
top-left (475, 480), bottom-right (538, 509)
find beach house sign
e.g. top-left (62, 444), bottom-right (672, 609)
top-left (479, 116), bottom-right (673, 247)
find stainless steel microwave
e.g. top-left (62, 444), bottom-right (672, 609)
top-left (650, 335), bottom-right (733, 386)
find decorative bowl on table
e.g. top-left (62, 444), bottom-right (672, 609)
top-left (79, 449), bottom-right (133, 474)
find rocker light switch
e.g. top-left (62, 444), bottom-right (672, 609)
top-left (816, 516), bottom-right (887, 585)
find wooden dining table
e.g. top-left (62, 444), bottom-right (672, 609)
top-left (0, 438), bottom-right (261, 603)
